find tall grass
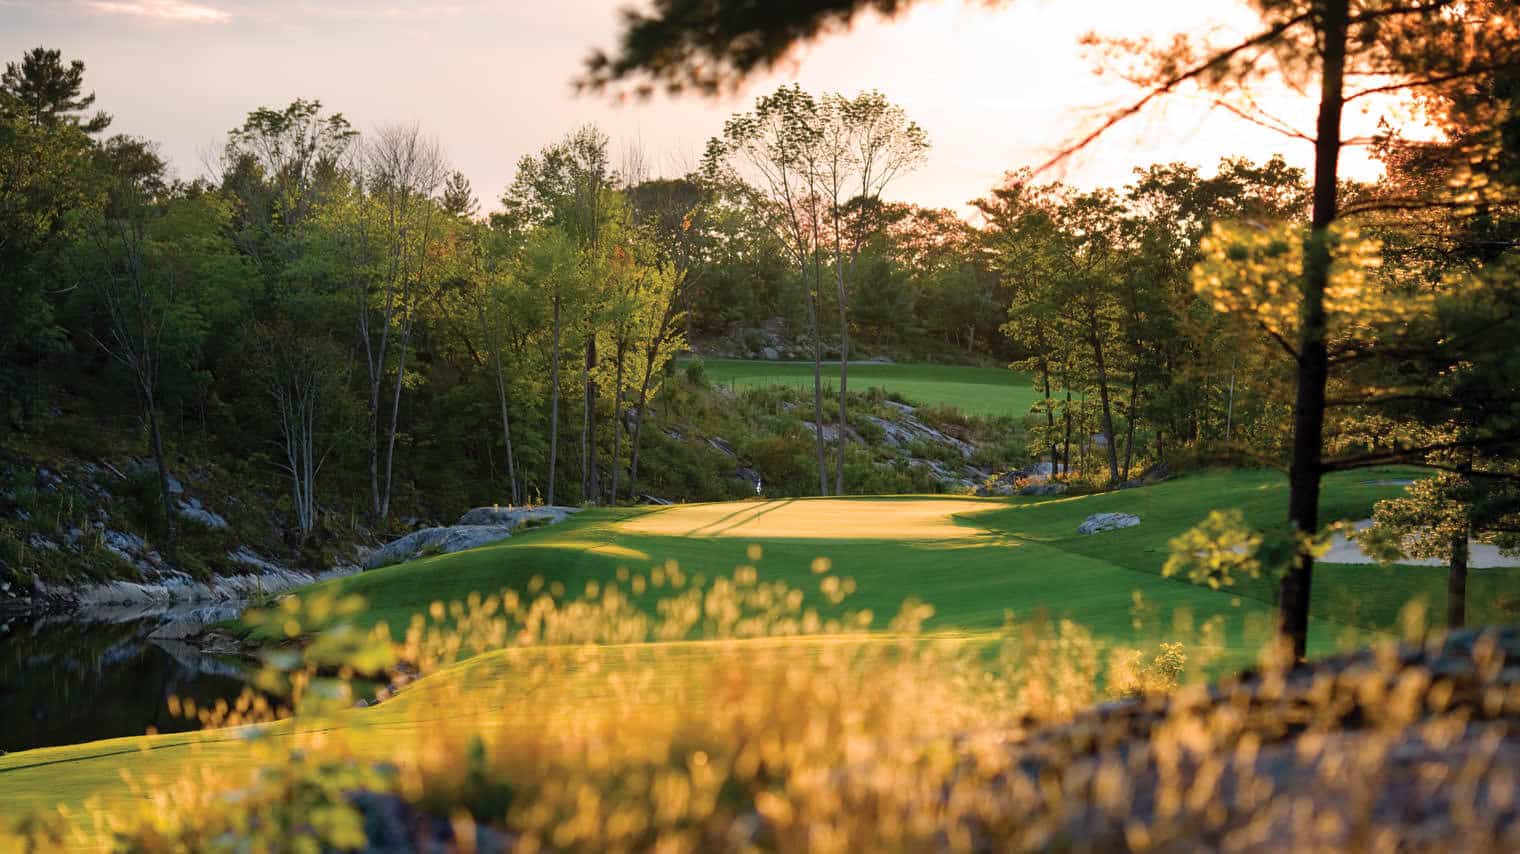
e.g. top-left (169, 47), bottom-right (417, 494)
top-left (17, 556), bottom-right (1519, 851)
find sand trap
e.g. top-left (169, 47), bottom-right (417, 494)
top-left (618, 498), bottom-right (995, 540)
top-left (1327, 520), bottom-right (1520, 568)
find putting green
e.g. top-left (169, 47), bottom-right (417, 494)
top-left (619, 497), bottom-right (1000, 540)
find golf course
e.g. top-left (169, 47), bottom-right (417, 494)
top-left (6, 465), bottom-right (1494, 836)
top-left (7, 4), bottom-right (1520, 843)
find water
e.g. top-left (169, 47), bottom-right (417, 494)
top-left (0, 609), bottom-right (257, 753)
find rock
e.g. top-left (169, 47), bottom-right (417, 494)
top-left (363, 506), bottom-right (584, 569)
top-left (102, 529), bottom-right (149, 560)
top-left (15, 508), bottom-right (30, 522)
top-left (762, 346), bottom-right (780, 360)
top-left (1019, 482), bottom-right (1069, 496)
top-left (455, 505), bottom-right (581, 528)
top-left (1116, 479), bottom-right (1146, 490)
top-left (801, 421), bottom-right (862, 445)
top-left (176, 496), bottom-right (229, 529)
top-left (349, 790), bottom-right (514, 853)
top-left (706, 436), bottom-right (736, 457)
top-left (364, 526), bottom-right (514, 570)
top-left (735, 466), bottom-right (763, 494)
top-left (227, 546), bottom-right (286, 574)
top-left (1077, 512), bottom-right (1140, 534)
top-left (974, 626), bottom-right (1520, 849)
top-left (861, 413), bottom-right (975, 459)
top-left (641, 494), bottom-right (673, 505)
top-left (27, 533), bottom-right (59, 551)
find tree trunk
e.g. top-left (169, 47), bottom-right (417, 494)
top-left (493, 347), bottom-right (520, 506)
top-left (583, 335), bottom-right (599, 504)
top-left (1088, 326), bottom-right (1121, 484)
top-left (480, 302), bottom-right (520, 506)
top-left (1448, 526), bottom-right (1469, 630)
top-left (1041, 358), bottom-right (1057, 472)
top-left (1064, 379), bottom-right (1076, 474)
top-left (1122, 370), bottom-right (1140, 481)
top-left (379, 321), bottom-right (412, 522)
top-left (610, 338), bottom-right (626, 504)
top-left (1225, 356), bottom-right (1237, 442)
top-left (368, 378), bottom-right (382, 521)
top-left (1280, 0), bottom-right (1348, 662)
top-left (145, 391), bottom-right (178, 563)
top-left (807, 256), bottom-right (829, 496)
top-left (548, 293), bottom-right (562, 507)
top-left (833, 246), bottom-right (850, 496)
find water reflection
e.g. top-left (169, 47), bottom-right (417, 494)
top-left (0, 607), bottom-right (255, 753)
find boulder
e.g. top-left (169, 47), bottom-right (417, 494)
top-left (1019, 482), bottom-right (1069, 497)
top-left (177, 496), bottom-right (229, 529)
top-left (454, 505), bottom-right (581, 528)
top-left (762, 346), bottom-right (780, 361)
top-left (364, 506), bottom-right (581, 570)
top-left (1078, 512), bottom-right (1140, 534)
top-left (363, 525), bottom-right (514, 569)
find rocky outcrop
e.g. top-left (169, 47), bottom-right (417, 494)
top-left (974, 627), bottom-right (1520, 848)
top-left (364, 506), bottom-right (581, 570)
top-left (32, 552), bottom-right (358, 613)
top-left (177, 496), bottom-right (229, 529)
top-left (454, 505), bottom-right (581, 529)
top-left (875, 401), bottom-right (976, 457)
top-left (363, 526), bottom-right (514, 569)
top-left (1077, 512), bottom-right (1140, 534)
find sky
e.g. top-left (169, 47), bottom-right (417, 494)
top-left (0, 0), bottom-right (1405, 216)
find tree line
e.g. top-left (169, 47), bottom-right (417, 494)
top-left (580, 0), bottom-right (1520, 658)
top-left (1, 50), bottom-right (692, 553)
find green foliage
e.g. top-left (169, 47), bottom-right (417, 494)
top-left (1163, 509), bottom-right (1265, 590)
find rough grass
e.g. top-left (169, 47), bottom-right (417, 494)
top-left (692, 358), bottom-right (1039, 418)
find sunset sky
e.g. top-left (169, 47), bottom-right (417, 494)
top-left (1, 0), bottom-right (1404, 214)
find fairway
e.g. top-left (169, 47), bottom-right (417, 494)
top-left (692, 357), bottom-right (1038, 418)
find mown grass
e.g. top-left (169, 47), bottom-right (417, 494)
top-left (10, 466), bottom-right (1510, 839)
top-left (691, 358), bottom-right (1039, 418)
top-left (252, 467), bottom-right (1453, 655)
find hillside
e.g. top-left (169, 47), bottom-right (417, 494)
top-left (1, 360), bottom-right (1030, 609)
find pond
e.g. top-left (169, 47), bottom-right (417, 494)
top-left (0, 607), bottom-right (256, 753)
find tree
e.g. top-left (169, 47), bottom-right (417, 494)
top-left (502, 125), bottom-right (619, 505)
top-left (257, 316), bottom-right (346, 541)
top-left (585, 0), bottom-right (1520, 660)
top-left (80, 187), bottom-right (240, 561)
top-left (515, 227), bottom-right (579, 505)
top-left (348, 124), bottom-right (449, 521)
top-left (218, 99), bottom-right (356, 273)
top-left (442, 170), bottom-right (478, 219)
top-left (708, 85), bottom-right (833, 494)
top-left (819, 91), bottom-right (928, 493)
top-left (0, 112), bottom-right (101, 427)
top-left (625, 175), bottom-right (705, 501)
top-left (1, 47), bottom-right (111, 133)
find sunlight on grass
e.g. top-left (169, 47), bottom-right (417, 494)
top-left (619, 497), bottom-right (1002, 540)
